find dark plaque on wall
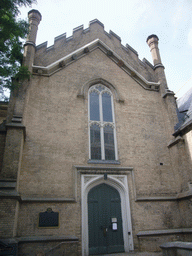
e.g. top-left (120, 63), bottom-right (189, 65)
top-left (0, 241), bottom-right (18, 255)
top-left (39, 208), bottom-right (59, 227)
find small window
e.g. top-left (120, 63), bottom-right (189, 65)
top-left (88, 85), bottom-right (118, 161)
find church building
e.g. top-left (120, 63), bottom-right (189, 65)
top-left (0, 9), bottom-right (192, 256)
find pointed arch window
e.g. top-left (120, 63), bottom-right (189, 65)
top-left (88, 84), bottom-right (118, 161)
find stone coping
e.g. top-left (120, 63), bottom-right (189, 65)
top-left (33, 39), bottom-right (160, 92)
top-left (136, 190), bottom-right (192, 200)
top-left (21, 197), bottom-right (76, 202)
top-left (0, 190), bottom-right (20, 199)
top-left (1, 188), bottom-right (192, 202)
top-left (1, 235), bottom-right (78, 244)
top-left (137, 228), bottom-right (192, 237)
top-left (162, 90), bottom-right (175, 98)
top-left (74, 165), bottom-right (133, 171)
top-left (177, 189), bottom-right (192, 199)
top-left (87, 160), bottom-right (120, 164)
top-left (160, 241), bottom-right (192, 250)
top-left (136, 196), bottom-right (177, 201)
top-left (0, 181), bottom-right (16, 189)
top-left (167, 136), bottom-right (184, 148)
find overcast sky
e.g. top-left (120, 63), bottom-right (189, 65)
top-left (19, 0), bottom-right (192, 99)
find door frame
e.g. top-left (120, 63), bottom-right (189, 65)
top-left (81, 174), bottom-right (133, 256)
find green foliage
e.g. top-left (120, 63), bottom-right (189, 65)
top-left (0, 0), bottom-right (36, 100)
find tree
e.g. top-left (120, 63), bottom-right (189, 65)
top-left (0, 0), bottom-right (36, 101)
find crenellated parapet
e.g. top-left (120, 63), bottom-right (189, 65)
top-left (33, 39), bottom-right (160, 92)
top-left (34, 19), bottom-right (156, 82)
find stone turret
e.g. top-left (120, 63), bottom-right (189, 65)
top-left (11, 10), bottom-right (41, 117)
top-left (1, 10), bottom-right (42, 180)
top-left (0, 11), bottom-right (42, 241)
top-left (147, 34), bottom-right (178, 131)
top-left (23, 10), bottom-right (42, 71)
top-left (146, 35), bottom-right (163, 67)
top-left (146, 35), bottom-right (168, 95)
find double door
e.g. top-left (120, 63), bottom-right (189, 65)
top-left (88, 183), bottom-right (124, 255)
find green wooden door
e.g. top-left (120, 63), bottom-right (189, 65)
top-left (88, 183), bottom-right (124, 255)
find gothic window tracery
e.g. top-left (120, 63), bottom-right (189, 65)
top-left (88, 84), bottom-right (117, 160)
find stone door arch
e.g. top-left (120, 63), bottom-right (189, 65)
top-left (81, 174), bottom-right (133, 256)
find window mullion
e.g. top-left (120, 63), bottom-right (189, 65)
top-left (88, 92), bottom-right (91, 159)
top-left (100, 92), bottom-right (103, 123)
top-left (101, 125), bottom-right (105, 160)
top-left (113, 126), bottom-right (118, 160)
top-left (88, 124), bottom-right (91, 159)
top-left (111, 94), bottom-right (115, 123)
top-left (111, 94), bottom-right (118, 160)
top-left (100, 93), bottom-right (105, 160)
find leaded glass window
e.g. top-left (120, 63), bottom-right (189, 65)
top-left (88, 84), bottom-right (117, 161)
top-left (104, 125), bottom-right (115, 160)
top-left (90, 92), bottom-right (100, 121)
top-left (90, 124), bottom-right (101, 160)
top-left (102, 93), bottom-right (113, 122)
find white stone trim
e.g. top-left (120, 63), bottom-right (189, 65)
top-left (81, 174), bottom-right (133, 256)
top-left (33, 39), bottom-right (160, 92)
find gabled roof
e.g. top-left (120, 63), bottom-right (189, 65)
top-left (174, 87), bottom-right (192, 136)
top-left (33, 39), bottom-right (160, 92)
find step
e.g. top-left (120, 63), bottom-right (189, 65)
top-left (93, 252), bottom-right (162, 256)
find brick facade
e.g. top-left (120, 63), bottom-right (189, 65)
top-left (0, 10), bottom-right (192, 256)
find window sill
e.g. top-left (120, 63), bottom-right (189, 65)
top-left (87, 160), bottom-right (120, 165)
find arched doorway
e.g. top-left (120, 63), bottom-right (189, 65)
top-left (88, 183), bottom-right (124, 254)
top-left (81, 174), bottom-right (133, 256)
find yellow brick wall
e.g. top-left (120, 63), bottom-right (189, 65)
top-left (1, 19), bottom-right (192, 255)
top-left (19, 49), bottom-right (177, 198)
top-left (15, 48), bottom-right (187, 248)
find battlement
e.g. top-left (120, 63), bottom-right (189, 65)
top-left (34, 19), bottom-right (156, 82)
top-left (36, 19), bottom-right (121, 50)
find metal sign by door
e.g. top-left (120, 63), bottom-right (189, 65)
top-left (88, 183), bottom-right (124, 255)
